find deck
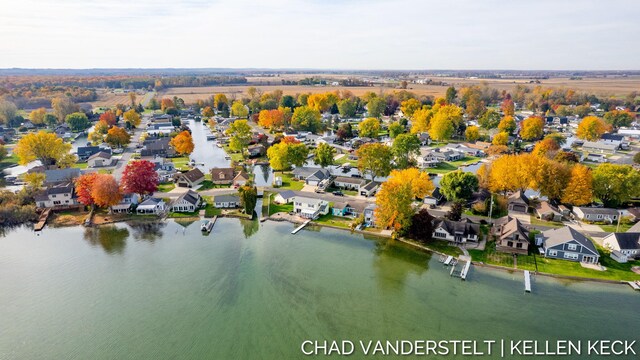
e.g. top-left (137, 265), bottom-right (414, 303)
top-left (34, 209), bottom-right (51, 231)
top-left (524, 270), bottom-right (532, 293)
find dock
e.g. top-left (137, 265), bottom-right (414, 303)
top-left (524, 270), bottom-right (532, 293)
top-left (459, 259), bottom-right (471, 280)
top-left (34, 209), bottom-right (51, 231)
top-left (627, 281), bottom-right (640, 291)
top-left (443, 256), bottom-right (453, 266)
top-left (291, 220), bottom-right (311, 234)
top-left (200, 216), bottom-right (217, 233)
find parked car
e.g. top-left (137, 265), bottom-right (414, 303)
top-left (333, 191), bottom-right (344, 196)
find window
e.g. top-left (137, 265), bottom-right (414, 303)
top-left (507, 241), bottom-right (513, 247)
top-left (597, 214), bottom-right (603, 219)
top-left (53, 201), bottom-right (61, 205)
top-left (567, 244), bottom-right (577, 251)
top-left (564, 253), bottom-right (579, 260)
top-left (434, 232), bottom-right (447, 238)
top-left (549, 250), bottom-right (557, 257)
top-left (516, 243), bottom-right (523, 248)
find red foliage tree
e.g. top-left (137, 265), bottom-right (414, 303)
top-left (99, 110), bottom-right (117, 126)
top-left (75, 173), bottom-right (98, 206)
top-left (121, 160), bottom-right (159, 196)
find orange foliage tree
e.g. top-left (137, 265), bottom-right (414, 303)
top-left (91, 174), bottom-right (122, 208)
top-left (99, 110), bottom-right (117, 126)
top-left (169, 130), bottom-right (195, 155)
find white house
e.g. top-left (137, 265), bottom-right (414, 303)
top-left (333, 176), bottom-right (367, 191)
top-left (432, 218), bottom-right (481, 243)
top-left (273, 190), bottom-right (296, 204)
top-left (34, 182), bottom-right (79, 209)
top-left (136, 197), bottom-right (167, 215)
top-left (171, 190), bottom-right (202, 213)
top-left (602, 233), bottom-right (640, 261)
top-left (572, 207), bottom-right (619, 222)
top-left (214, 194), bottom-right (240, 208)
top-left (110, 193), bottom-right (140, 213)
top-left (293, 196), bottom-right (329, 219)
top-left (87, 151), bottom-right (114, 168)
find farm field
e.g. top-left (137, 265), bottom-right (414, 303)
top-left (81, 89), bottom-right (148, 108)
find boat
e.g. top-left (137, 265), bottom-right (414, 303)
top-left (206, 135), bottom-right (216, 141)
top-left (216, 143), bottom-right (223, 148)
top-left (225, 155), bottom-right (231, 160)
top-left (201, 220), bottom-right (214, 232)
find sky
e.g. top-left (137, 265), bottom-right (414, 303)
top-left (0, 0), bottom-right (638, 70)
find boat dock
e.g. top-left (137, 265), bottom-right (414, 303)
top-left (201, 216), bottom-right (217, 233)
top-left (627, 281), bottom-right (640, 291)
top-left (34, 209), bottom-right (51, 231)
top-left (291, 220), bottom-right (311, 234)
top-left (450, 256), bottom-right (471, 280)
top-left (524, 270), bottom-right (532, 293)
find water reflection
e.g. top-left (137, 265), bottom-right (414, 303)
top-left (372, 239), bottom-right (430, 292)
top-left (83, 225), bottom-right (129, 254)
top-left (127, 221), bottom-right (166, 242)
top-left (240, 218), bottom-right (260, 238)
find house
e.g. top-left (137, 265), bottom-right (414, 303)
top-left (582, 141), bottom-right (617, 154)
top-left (432, 148), bottom-right (463, 162)
top-left (363, 204), bottom-right (377, 226)
top-left (293, 196), bottom-right (329, 219)
top-left (171, 190), bottom-right (202, 213)
top-left (233, 170), bottom-right (250, 187)
top-left (602, 233), bottom-right (640, 261)
top-left (214, 194), bottom-right (240, 208)
top-left (493, 216), bottom-right (529, 254)
top-left (537, 227), bottom-right (600, 264)
top-left (572, 207), bottom-right (619, 222)
top-left (625, 207), bottom-right (640, 222)
top-left (535, 201), bottom-right (563, 222)
top-left (110, 193), bottom-right (140, 213)
top-left (77, 146), bottom-right (108, 161)
top-left (152, 159), bottom-right (177, 182)
top-left (333, 176), bottom-right (367, 191)
top-left (136, 197), bottom-right (167, 214)
top-left (332, 201), bottom-right (350, 217)
top-left (416, 151), bottom-right (440, 168)
top-left (424, 187), bottom-right (446, 206)
top-left (600, 133), bottom-right (625, 149)
top-left (34, 182), bottom-right (79, 209)
top-left (175, 168), bottom-right (205, 188)
top-left (43, 168), bottom-right (81, 184)
top-left (54, 124), bottom-right (71, 138)
top-left (432, 218), bottom-right (481, 243)
top-left (292, 167), bottom-right (332, 185)
top-left (0, 126), bottom-right (16, 141)
top-left (87, 151), bottom-right (114, 168)
top-left (507, 191), bottom-right (530, 214)
top-left (630, 222), bottom-right (640, 233)
top-left (359, 181), bottom-right (379, 197)
top-left (584, 153), bottom-right (607, 163)
top-left (210, 168), bottom-right (236, 185)
top-left (417, 132), bottom-right (430, 146)
top-left (140, 137), bottom-right (176, 157)
top-left (274, 190), bottom-right (296, 204)
top-left (247, 144), bottom-right (266, 157)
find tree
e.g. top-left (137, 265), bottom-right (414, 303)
top-left (407, 209), bottom-right (436, 241)
top-left (388, 122), bottom-right (404, 139)
top-left (314, 142), bottom-right (335, 168)
top-left (554, 151), bottom-right (580, 164)
top-left (465, 92), bottom-right (485, 119)
top-left (51, 97), bottom-right (78, 123)
top-left (214, 94), bottom-right (229, 110)
top-left (99, 110), bottom-right (117, 126)
top-left (603, 110), bottom-right (633, 128)
top-left (169, 130), bottom-right (194, 155)
top-left (429, 110), bottom-right (454, 141)
top-left (440, 170), bottom-right (479, 201)
top-left (498, 115), bottom-right (516, 134)
top-left (75, 173), bottom-right (98, 206)
top-left (337, 98), bottom-right (357, 118)
top-left (391, 133), bottom-right (420, 169)
top-left (445, 200), bottom-right (464, 221)
top-left (307, 93), bottom-right (332, 113)
top-left (121, 160), bottom-right (159, 196)
top-left (501, 98), bottom-right (515, 116)
top-left (92, 174), bottom-right (122, 208)
top-left (29, 108), bottom-right (47, 125)
top-left (445, 86), bottom-right (457, 104)
top-left (231, 101), bottom-right (249, 118)
top-left (478, 109), bottom-right (501, 129)
top-left (258, 109), bottom-right (284, 129)
top-left (492, 132), bottom-right (509, 146)
top-left (0, 100), bottom-right (17, 126)
top-left (485, 145), bottom-right (509, 157)
top-left (375, 168), bottom-right (434, 231)
top-left (356, 143), bottom-right (393, 181)
top-left (592, 163), bottom-right (640, 207)
top-left (24, 172), bottom-right (46, 189)
top-left (520, 116), bottom-right (544, 140)
top-left (0, 144), bottom-right (6, 162)
top-left (634, 152), bottom-right (640, 164)
top-left (576, 116), bottom-right (608, 141)
top-left (238, 184), bottom-right (258, 217)
top-left (226, 120), bottom-right (252, 155)
top-left (65, 112), bottom-right (90, 132)
top-left (105, 126), bottom-right (131, 148)
top-left (410, 107), bottom-right (433, 134)
top-left (291, 106), bottom-right (322, 133)
top-left (400, 99), bottom-right (421, 118)
top-left (358, 117), bottom-right (380, 138)
top-left (532, 137), bottom-right (560, 157)
top-left (465, 126), bottom-right (480, 142)
top-left (267, 141), bottom-right (309, 171)
top-left (476, 163), bottom-right (490, 189)
top-left (123, 109), bottom-right (141, 128)
top-left (14, 131), bottom-right (72, 166)
top-left (202, 106), bottom-right (215, 118)
top-left (366, 97), bottom-right (386, 118)
top-left (538, 159), bottom-right (571, 201)
top-left (561, 164), bottom-right (593, 206)
top-left (336, 123), bottom-right (353, 140)
top-left (161, 98), bottom-right (175, 112)
top-left (44, 114), bottom-right (57, 127)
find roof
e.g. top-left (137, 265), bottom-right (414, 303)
top-left (575, 207), bottom-right (619, 216)
top-left (536, 201), bottom-right (561, 215)
top-left (605, 233), bottom-right (640, 250)
top-left (333, 201), bottom-right (349, 210)
top-left (629, 222), bottom-right (640, 233)
top-left (347, 201), bottom-right (368, 213)
top-left (34, 182), bottom-right (75, 201)
top-left (361, 181), bottom-right (379, 191)
top-left (234, 170), bottom-right (250, 181)
top-left (176, 190), bottom-right (200, 205)
top-left (497, 217), bottom-right (529, 242)
top-left (435, 218), bottom-right (480, 237)
top-left (44, 168), bottom-right (80, 183)
top-left (178, 168), bottom-right (205, 182)
top-left (601, 133), bottom-right (624, 141)
top-left (582, 141), bottom-right (617, 151)
top-left (210, 167), bottom-right (235, 179)
top-left (307, 169), bottom-right (331, 181)
top-left (276, 190), bottom-right (296, 199)
top-left (138, 197), bottom-right (164, 207)
top-left (508, 190), bottom-right (529, 205)
top-left (333, 176), bottom-right (366, 185)
top-left (214, 194), bottom-right (240, 202)
top-left (294, 196), bottom-right (324, 206)
top-left (540, 227), bottom-right (598, 255)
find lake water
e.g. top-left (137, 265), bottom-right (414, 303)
top-left (1, 220), bottom-right (638, 359)
top-left (187, 119), bottom-right (231, 171)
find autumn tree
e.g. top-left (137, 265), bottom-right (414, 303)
top-left (65, 112), bottom-right (89, 131)
top-left (231, 101), bottom-right (249, 118)
top-left (464, 92), bottom-right (485, 119)
top-left (476, 163), bottom-right (490, 189)
top-left (592, 164), bottom-right (640, 207)
top-left (226, 120), bottom-right (252, 155)
top-left (258, 109), bottom-right (285, 129)
top-left (123, 109), bottom-right (141, 128)
top-left (160, 98), bottom-right (175, 112)
top-left (520, 116), bottom-right (544, 141)
top-left (561, 164), bottom-right (593, 206)
top-left (532, 137), bottom-right (560, 157)
top-left (410, 107), bottom-right (433, 134)
top-left (634, 152), bottom-right (640, 164)
top-left (356, 143), bottom-right (393, 181)
top-left (388, 122), bottom-right (405, 139)
top-left (492, 132), bottom-right (509, 146)
top-left (121, 160), bottom-right (159, 196)
top-left (51, 97), bottom-right (79, 123)
top-left (267, 140), bottom-right (309, 171)
top-left (314, 142), bottom-right (336, 168)
top-left (99, 110), bottom-right (117, 126)
top-left (214, 94), bottom-right (229, 110)
top-left (485, 145), bottom-right (509, 157)
top-left (440, 170), bottom-right (479, 201)
top-left (538, 159), bottom-right (571, 201)
top-left (75, 173), bottom-right (98, 206)
top-left (501, 98), bottom-right (515, 116)
top-left (169, 130), bottom-right (195, 155)
top-left (391, 133), bottom-right (420, 169)
top-left (465, 126), bottom-right (480, 142)
top-left (92, 174), bottom-right (122, 208)
top-left (29, 108), bottom-right (47, 125)
top-left (0, 99), bottom-right (17, 126)
top-left (291, 106), bottom-right (322, 133)
top-left (358, 117), bottom-right (380, 138)
top-left (554, 151), bottom-right (580, 164)
top-left (105, 126), bottom-right (131, 148)
top-left (14, 131), bottom-right (73, 166)
top-left (478, 109), bottom-right (501, 129)
top-left (202, 106), bottom-right (215, 118)
top-left (498, 115), bottom-right (517, 134)
top-left (400, 99), bottom-right (421, 118)
top-left (603, 110), bottom-right (633, 128)
top-left (24, 172), bottom-right (46, 189)
top-left (576, 116), bottom-right (608, 141)
top-left (307, 93), bottom-right (332, 113)
top-left (375, 168), bottom-right (434, 231)
top-left (429, 110), bottom-right (454, 141)
top-left (0, 144), bottom-right (6, 162)
top-left (238, 184), bottom-right (258, 217)
top-left (445, 86), bottom-right (457, 104)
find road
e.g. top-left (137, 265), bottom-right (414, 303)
top-left (112, 114), bottom-right (151, 181)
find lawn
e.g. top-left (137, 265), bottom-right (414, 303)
top-left (222, 145), bottom-right (245, 162)
top-left (197, 180), bottom-right (215, 191)
top-left (277, 172), bottom-right (305, 191)
top-left (427, 156), bottom-right (482, 174)
top-left (171, 156), bottom-right (191, 170)
top-left (268, 201), bottom-right (293, 215)
top-left (420, 239), bottom-right (464, 257)
top-left (529, 216), bottom-right (564, 228)
top-left (202, 196), bottom-right (222, 217)
top-left (334, 156), bottom-right (358, 167)
top-left (314, 213), bottom-right (353, 229)
top-left (0, 152), bottom-right (19, 170)
top-left (600, 223), bottom-right (633, 233)
top-left (167, 211), bottom-right (200, 218)
top-left (157, 182), bottom-right (175, 192)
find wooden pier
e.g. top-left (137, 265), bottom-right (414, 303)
top-left (34, 209), bottom-right (51, 231)
top-left (291, 220), bottom-right (311, 234)
top-left (627, 281), bottom-right (640, 291)
top-left (524, 270), bottom-right (532, 293)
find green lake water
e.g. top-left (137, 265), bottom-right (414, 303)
top-left (0, 219), bottom-right (639, 359)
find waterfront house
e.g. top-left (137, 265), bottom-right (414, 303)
top-left (175, 168), bottom-right (205, 188)
top-left (600, 133), bottom-right (625, 149)
top-left (424, 187), bottom-right (446, 206)
top-left (171, 190), bottom-right (202, 213)
top-left (363, 204), bottom-right (377, 226)
top-left (333, 176), bottom-right (367, 191)
top-left (136, 197), bottom-right (167, 215)
top-left (140, 137), bottom-right (176, 157)
top-left (602, 233), bottom-right (640, 261)
top-left (273, 190), bottom-right (296, 204)
top-left (110, 193), bottom-right (141, 214)
top-left (535, 201), bottom-right (563, 222)
top-left (537, 227), bottom-right (600, 264)
top-left (210, 167), bottom-right (235, 185)
top-left (493, 216), bottom-right (530, 254)
top-left (507, 191), bottom-right (530, 214)
top-left (152, 158), bottom-right (177, 182)
top-left (213, 194), bottom-right (240, 208)
top-left (433, 218), bottom-right (480, 243)
top-left (34, 182), bottom-right (79, 210)
top-left (43, 168), bottom-right (81, 185)
top-left (332, 201), bottom-right (350, 217)
top-left (359, 181), bottom-right (379, 197)
top-left (87, 151), bottom-right (114, 168)
top-left (432, 148), bottom-right (463, 162)
top-left (233, 170), bottom-right (250, 187)
top-left (247, 144), bottom-right (266, 157)
top-left (572, 207), bottom-right (619, 222)
top-left (584, 153), bottom-right (608, 163)
top-left (293, 196), bottom-right (329, 219)
top-left (416, 151), bottom-right (440, 168)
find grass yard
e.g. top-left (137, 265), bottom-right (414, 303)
top-left (529, 216), bottom-right (564, 228)
top-left (314, 214), bottom-right (353, 229)
top-left (202, 196), bottom-right (222, 217)
top-left (197, 180), bottom-right (215, 191)
top-left (0, 152), bottom-right (19, 171)
top-left (268, 201), bottom-right (293, 215)
top-left (334, 156), bottom-right (358, 167)
top-left (167, 211), bottom-right (200, 218)
top-left (157, 183), bottom-right (175, 192)
top-left (222, 145), bottom-right (245, 162)
top-left (421, 239), bottom-right (464, 257)
top-left (600, 223), bottom-right (633, 233)
top-left (277, 172), bottom-right (305, 191)
top-left (171, 156), bottom-right (191, 170)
